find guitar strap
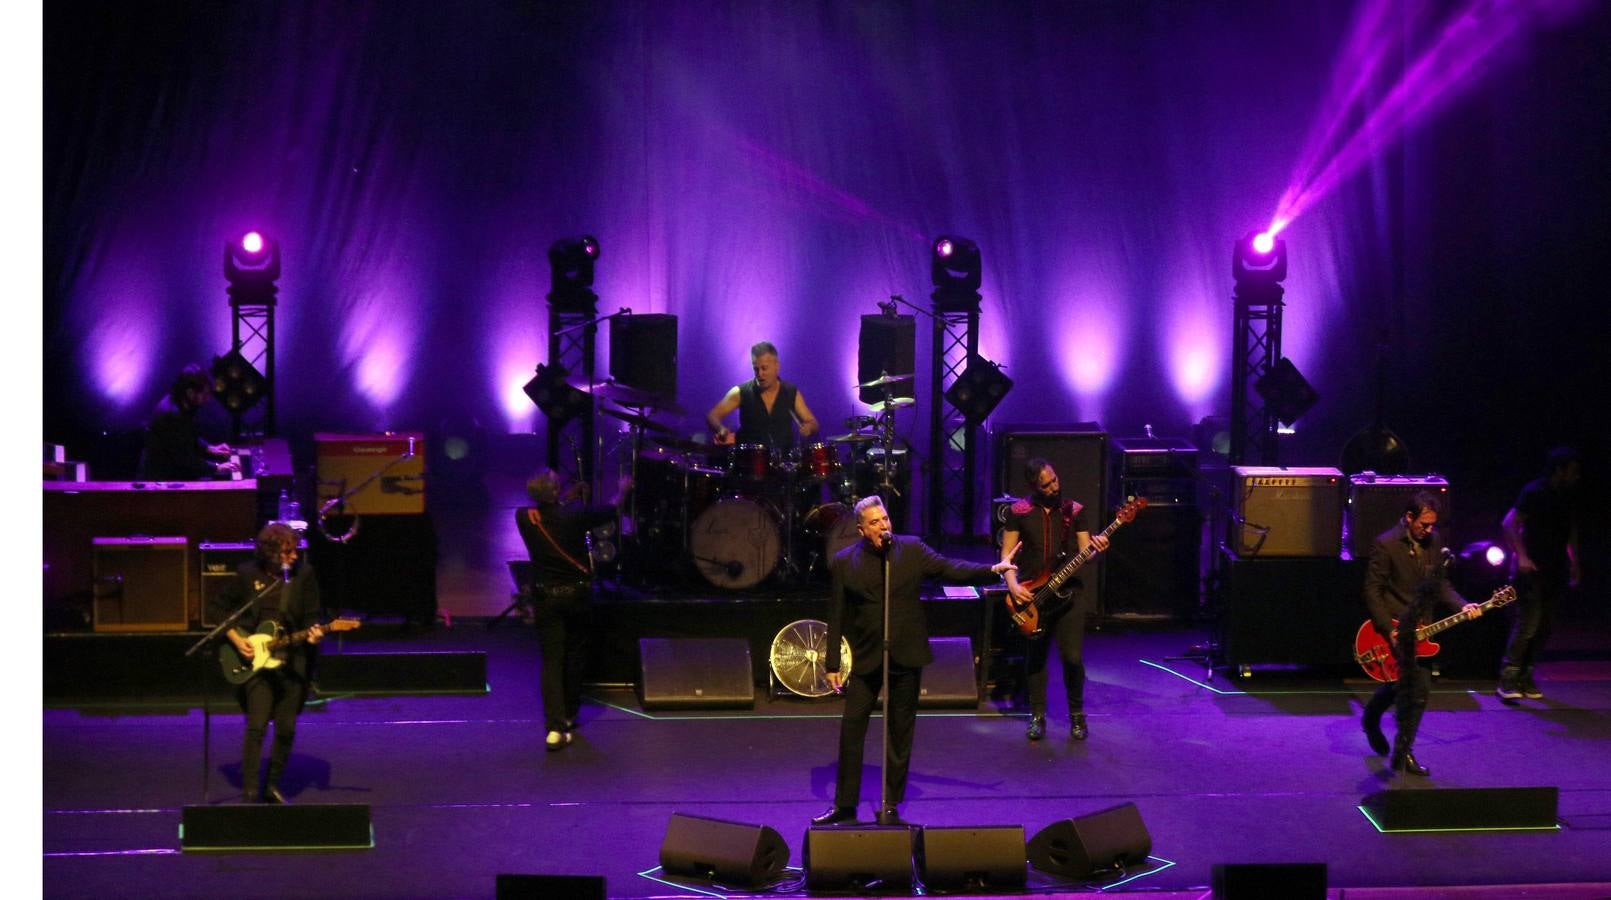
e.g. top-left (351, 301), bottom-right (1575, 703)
top-left (527, 507), bottom-right (592, 577)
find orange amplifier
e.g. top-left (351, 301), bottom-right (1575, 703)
top-left (315, 432), bottom-right (426, 515)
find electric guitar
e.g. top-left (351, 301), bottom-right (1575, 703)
top-left (1006, 498), bottom-right (1147, 636)
top-left (1353, 585), bottom-right (1515, 683)
top-left (219, 618), bottom-right (362, 685)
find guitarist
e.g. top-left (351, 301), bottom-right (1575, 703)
top-left (1360, 492), bottom-right (1481, 776)
top-left (1001, 459), bottom-right (1108, 742)
top-left (210, 522), bottom-right (325, 803)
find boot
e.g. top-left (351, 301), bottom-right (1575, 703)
top-left (1389, 733), bottom-right (1429, 776)
top-left (1496, 666), bottom-right (1523, 703)
top-left (1070, 713), bottom-right (1088, 741)
top-left (1361, 705), bottom-right (1390, 755)
top-left (1026, 715), bottom-right (1046, 741)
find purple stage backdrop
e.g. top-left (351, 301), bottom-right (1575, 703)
top-left (44, 1), bottom-right (1611, 524)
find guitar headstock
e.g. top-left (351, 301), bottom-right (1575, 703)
top-left (328, 617), bottom-right (363, 633)
top-left (1116, 497), bottom-right (1148, 523)
top-left (1490, 585), bottom-right (1518, 607)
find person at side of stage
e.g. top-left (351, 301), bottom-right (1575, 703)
top-left (813, 496), bottom-right (1018, 827)
top-left (1001, 458), bottom-right (1109, 742)
top-left (1361, 491), bottom-right (1481, 776)
top-left (705, 340), bottom-right (820, 449)
top-left (516, 469), bottom-right (627, 752)
top-left (1497, 446), bottom-right (1582, 702)
top-left (139, 363), bottom-right (238, 480)
top-left (212, 522), bottom-right (324, 803)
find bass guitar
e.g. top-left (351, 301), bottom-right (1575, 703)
top-left (1353, 585), bottom-right (1515, 683)
top-left (1006, 498), bottom-right (1146, 636)
top-left (219, 618), bottom-right (362, 685)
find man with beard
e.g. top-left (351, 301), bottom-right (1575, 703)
top-left (1497, 447), bottom-right (1583, 702)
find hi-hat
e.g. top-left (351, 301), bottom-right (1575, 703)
top-left (855, 372), bottom-right (914, 390)
top-left (865, 397), bottom-right (915, 412)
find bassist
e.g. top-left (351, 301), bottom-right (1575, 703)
top-left (210, 522), bottom-right (326, 803)
top-left (1001, 459), bottom-right (1109, 742)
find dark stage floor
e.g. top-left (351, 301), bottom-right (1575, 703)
top-left (43, 624), bottom-right (1611, 899)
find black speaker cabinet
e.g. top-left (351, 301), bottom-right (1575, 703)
top-left (1104, 505), bottom-right (1201, 620)
top-left (995, 425), bottom-right (1107, 614)
top-left (1027, 802), bottom-right (1151, 878)
top-left (180, 803), bottom-right (373, 850)
top-left (1212, 863), bottom-right (1326, 899)
top-left (200, 539), bottom-right (308, 626)
top-left (639, 638), bottom-right (755, 709)
top-left (1361, 787), bottom-right (1558, 831)
top-left (659, 813), bottom-right (787, 888)
top-left (1220, 551), bottom-right (1365, 669)
top-left (856, 315), bottom-right (916, 405)
top-left (804, 825), bottom-right (914, 891)
top-left (917, 825), bottom-right (1026, 890)
top-left (610, 313), bottom-right (679, 400)
top-left (495, 874), bottom-right (605, 900)
top-left (1347, 474), bottom-right (1450, 559)
top-left (1230, 467), bottom-right (1343, 557)
top-left (918, 637), bottom-right (978, 708)
top-left (92, 536), bottom-right (188, 631)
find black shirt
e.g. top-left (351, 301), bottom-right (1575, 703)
top-left (1514, 477), bottom-right (1577, 574)
top-left (211, 560), bottom-right (323, 679)
top-left (736, 379), bottom-right (799, 448)
top-left (826, 535), bottom-right (999, 673)
top-left (1004, 497), bottom-right (1088, 585)
top-left (516, 503), bottom-right (616, 588)
top-left (139, 396), bottom-right (216, 480)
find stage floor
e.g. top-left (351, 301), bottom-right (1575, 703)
top-left (43, 625), bottom-right (1611, 898)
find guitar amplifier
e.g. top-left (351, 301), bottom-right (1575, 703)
top-left (1230, 466), bottom-right (1343, 558)
top-left (315, 433), bottom-right (426, 515)
top-left (1347, 474), bottom-right (1450, 560)
top-left (200, 539), bottom-right (308, 626)
top-left (92, 536), bottom-right (188, 632)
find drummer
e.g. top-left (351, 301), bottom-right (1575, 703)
top-left (706, 341), bottom-right (820, 448)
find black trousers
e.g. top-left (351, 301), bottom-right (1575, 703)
top-left (1503, 570), bottom-right (1565, 676)
top-left (239, 671), bottom-right (307, 796)
top-left (833, 662), bottom-right (922, 809)
top-left (1025, 605), bottom-right (1086, 717)
top-left (1363, 634), bottom-right (1432, 747)
top-left (534, 584), bottom-right (591, 733)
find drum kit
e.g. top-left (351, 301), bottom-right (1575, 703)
top-left (609, 371), bottom-right (917, 590)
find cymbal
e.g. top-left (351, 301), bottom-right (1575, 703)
top-left (827, 432), bottom-right (876, 443)
top-left (855, 372), bottom-right (914, 390)
top-left (599, 406), bottom-right (674, 434)
top-left (657, 435), bottom-right (723, 455)
top-left (865, 396), bottom-right (915, 412)
top-left (581, 379), bottom-right (685, 414)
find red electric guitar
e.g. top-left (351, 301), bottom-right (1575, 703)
top-left (1005, 498), bottom-right (1146, 636)
top-left (1352, 585), bottom-right (1516, 683)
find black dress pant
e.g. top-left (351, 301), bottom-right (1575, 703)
top-left (1025, 605), bottom-right (1086, 717)
top-left (1503, 570), bottom-right (1565, 676)
top-left (534, 584), bottom-right (591, 732)
top-left (1363, 632), bottom-right (1432, 746)
top-left (239, 671), bottom-right (306, 796)
top-left (833, 663), bottom-right (922, 809)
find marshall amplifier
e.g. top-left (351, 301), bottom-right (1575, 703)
top-left (1347, 474), bottom-right (1451, 560)
top-left (1230, 467), bottom-right (1343, 558)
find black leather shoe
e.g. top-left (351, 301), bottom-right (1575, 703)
top-left (1026, 715), bottom-right (1046, 741)
top-left (1362, 714), bottom-right (1390, 756)
top-left (811, 806), bottom-right (856, 826)
top-left (1070, 713), bottom-right (1088, 741)
top-left (1390, 750), bottom-right (1430, 777)
top-left (263, 786), bottom-right (289, 804)
top-left (875, 806), bottom-right (909, 827)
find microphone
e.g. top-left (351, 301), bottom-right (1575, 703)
top-left (282, 561), bottom-right (292, 584)
top-left (1440, 547), bottom-right (1455, 568)
top-left (879, 529), bottom-right (893, 548)
top-left (407, 436), bottom-right (416, 457)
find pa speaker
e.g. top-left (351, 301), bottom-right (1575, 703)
top-left (856, 315), bottom-right (916, 405)
top-left (804, 825), bottom-right (913, 891)
top-left (92, 536), bottom-right (188, 631)
top-left (918, 637), bottom-right (978, 708)
top-left (180, 803), bottom-right (373, 851)
top-left (1212, 863), bottom-right (1326, 899)
top-left (610, 313), bottom-right (679, 399)
top-left (1027, 802), bottom-right (1151, 878)
top-left (639, 638), bottom-right (755, 709)
top-left (659, 813), bottom-right (787, 888)
top-left (495, 874), bottom-right (605, 900)
top-left (1361, 787), bottom-right (1558, 831)
top-left (917, 825), bottom-right (1026, 890)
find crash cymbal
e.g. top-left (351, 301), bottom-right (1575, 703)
top-left (594, 380), bottom-right (686, 414)
top-left (855, 372), bottom-right (914, 390)
top-left (827, 432), bottom-right (877, 443)
top-left (599, 406), bottom-right (674, 434)
top-left (865, 396), bottom-right (915, 412)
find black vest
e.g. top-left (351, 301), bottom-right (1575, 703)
top-left (737, 379), bottom-right (798, 447)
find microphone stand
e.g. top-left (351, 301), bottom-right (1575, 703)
top-left (879, 533), bottom-right (893, 822)
top-left (184, 576), bottom-right (285, 803)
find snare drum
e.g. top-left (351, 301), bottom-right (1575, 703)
top-left (798, 442), bottom-right (841, 481)
top-left (689, 497), bottom-right (781, 589)
top-left (728, 443), bottom-right (772, 482)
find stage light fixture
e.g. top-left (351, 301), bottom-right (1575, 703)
top-left (944, 355), bottom-right (1013, 423)
top-left (548, 236), bottom-right (600, 293)
top-left (210, 349), bottom-right (267, 413)
top-left (1252, 231), bottom-right (1275, 255)
top-left (931, 235), bottom-right (981, 293)
top-left (1253, 356), bottom-right (1317, 424)
top-left (1233, 230), bottom-right (1287, 284)
top-left (524, 363), bottom-right (590, 425)
top-left (225, 231), bottom-right (281, 284)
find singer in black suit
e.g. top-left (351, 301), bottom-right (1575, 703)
top-left (1360, 492), bottom-right (1479, 776)
top-left (211, 522), bottom-right (324, 803)
top-left (814, 497), bottom-right (1016, 826)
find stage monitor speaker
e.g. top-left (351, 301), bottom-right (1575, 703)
top-left (659, 813), bottom-right (787, 888)
top-left (639, 638), bottom-right (755, 709)
top-left (804, 825), bottom-right (914, 891)
top-left (495, 875), bottom-right (605, 900)
top-left (1027, 801), bottom-right (1151, 879)
top-left (315, 432), bottom-right (426, 515)
top-left (1361, 787), bottom-right (1558, 832)
top-left (856, 315), bottom-right (916, 405)
top-left (1103, 505), bottom-right (1201, 620)
top-left (917, 825), bottom-right (1026, 890)
top-left (1346, 474), bottom-right (1450, 559)
top-left (1230, 466), bottom-right (1342, 557)
top-left (1212, 863), bottom-right (1326, 899)
top-left (92, 536), bottom-right (187, 632)
top-left (918, 637), bottom-right (978, 708)
top-left (180, 803), bottom-right (373, 850)
top-left (610, 313), bottom-right (678, 400)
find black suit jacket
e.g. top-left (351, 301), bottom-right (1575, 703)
top-left (1364, 525), bottom-right (1464, 637)
top-left (825, 535), bottom-right (998, 673)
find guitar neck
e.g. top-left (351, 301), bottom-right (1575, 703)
top-left (1037, 516), bottom-right (1124, 599)
top-left (1415, 589), bottom-right (1512, 640)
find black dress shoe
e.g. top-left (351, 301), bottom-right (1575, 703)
top-left (811, 806), bottom-right (856, 826)
top-left (1070, 713), bottom-right (1088, 741)
top-left (1390, 750), bottom-right (1430, 777)
top-left (263, 786), bottom-right (289, 804)
top-left (875, 806), bottom-right (909, 827)
top-left (1026, 716), bottom-right (1046, 741)
top-left (1362, 715), bottom-right (1390, 756)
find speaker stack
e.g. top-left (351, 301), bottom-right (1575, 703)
top-left (1106, 436), bottom-right (1201, 620)
top-left (994, 423), bottom-right (1107, 613)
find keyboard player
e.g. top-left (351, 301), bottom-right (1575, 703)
top-left (138, 363), bottom-right (240, 481)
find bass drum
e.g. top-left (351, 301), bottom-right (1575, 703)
top-left (689, 497), bottom-right (781, 589)
top-left (802, 501), bottom-right (862, 567)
